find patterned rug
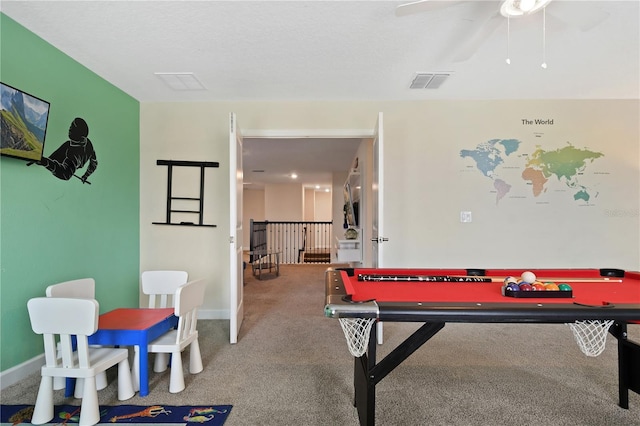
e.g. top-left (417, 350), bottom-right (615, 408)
top-left (0, 404), bottom-right (232, 425)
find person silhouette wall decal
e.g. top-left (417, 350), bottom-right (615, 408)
top-left (33, 117), bottom-right (97, 184)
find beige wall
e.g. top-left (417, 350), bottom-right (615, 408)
top-left (381, 100), bottom-right (639, 269)
top-left (141, 100), bottom-right (640, 319)
top-left (314, 190), bottom-right (332, 221)
top-left (265, 183), bottom-right (304, 221)
top-left (304, 187), bottom-right (315, 221)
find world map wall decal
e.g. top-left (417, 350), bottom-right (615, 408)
top-left (460, 138), bottom-right (605, 206)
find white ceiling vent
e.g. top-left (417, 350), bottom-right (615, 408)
top-left (410, 73), bottom-right (451, 89)
top-left (155, 72), bottom-right (206, 90)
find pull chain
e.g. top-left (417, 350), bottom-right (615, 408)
top-left (506, 16), bottom-right (511, 65)
top-left (541, 7), bottom-right (547, 68)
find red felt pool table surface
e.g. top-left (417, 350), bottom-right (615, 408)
top-left (344, 268), bottom-right (640, 307)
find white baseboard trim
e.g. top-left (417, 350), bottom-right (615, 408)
top-left (198, 308), bottom-right (229, 320)
top-left (0, 354), bottom-right (44, 390)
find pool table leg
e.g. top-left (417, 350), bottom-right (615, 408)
top-left (352, 322), bottom-right (446, 426)
top-left (353, 322), bottom-right (378, 426)
top-left (612, 322), bottom-right (640, 409)
top-left (354, 355), bottom-right (375, 426)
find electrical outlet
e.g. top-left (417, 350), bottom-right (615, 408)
top-left (460, 211), bottom-right (472, 223)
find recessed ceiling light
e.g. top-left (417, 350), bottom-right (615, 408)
top-left (291, 173), bottom-right (298, 179)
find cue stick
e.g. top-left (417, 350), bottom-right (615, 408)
top-left (358, 274), bottom-right (492, 282)
top-left (506, 277), bottom-right (623, 283)
top-left (357, 274), bottom-right (623, 283)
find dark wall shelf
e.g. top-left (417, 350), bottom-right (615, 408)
top-left (152, 222), bottom-right (217, 228)
top-left (152, 159), bottom-right (219, 227)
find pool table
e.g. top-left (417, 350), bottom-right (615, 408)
top-left (324, 267), bottom-right (640, 426)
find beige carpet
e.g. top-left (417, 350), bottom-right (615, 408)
top-left (2, 264), bottom-right (639, 425)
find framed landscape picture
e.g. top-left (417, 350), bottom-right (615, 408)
top-left (0, 82), bottom-right (50, 162)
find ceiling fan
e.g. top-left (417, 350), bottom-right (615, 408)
top-left (396, 0), bottom-right (551, 18)
top-left (395, 0), bottom-right (610, 63)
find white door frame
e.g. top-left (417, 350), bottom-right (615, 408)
top-left (234, 124), bottom-right (383, 341)
top-left (229, 113), bottom-right (244, 344)
top-left (371, 112), bottom-right (384, 268)
top-left (243, 129), bottom-right (373, 139)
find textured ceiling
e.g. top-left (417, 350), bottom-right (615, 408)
top-left (2, 0), bottom-right (638, 102)
top-left (2, 0), bottom-right (638, 188)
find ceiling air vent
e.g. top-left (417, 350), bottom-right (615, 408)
top-left (155, 72), bottom-right (206, 90)
top-left (410, 73), bottom-right (450, 89)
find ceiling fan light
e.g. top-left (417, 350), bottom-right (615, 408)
top-left (501, 0), bottom-right (552, 18)
top-left (528, 0), bottom-right (553, 14)
top-left (519, 0), bottom-right (535, 12)
top-left (501, 4), bottom-right (520, 17)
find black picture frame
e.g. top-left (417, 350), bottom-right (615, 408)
top-left (0, 82), bottom-right (50, 162)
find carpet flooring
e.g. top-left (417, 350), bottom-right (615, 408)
top-left (2, 264), bottom-right (639, 425)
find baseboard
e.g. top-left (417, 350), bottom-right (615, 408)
top-left (0, 354), bottom-right (44, 390)
top-left (198, 308), bottom-right (229, 320)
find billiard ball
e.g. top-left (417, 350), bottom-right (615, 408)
top-left (504, 276), bottom-right (517, 285)
top-left (519, 283), bottom-right (533, 291)
top-left (531, 283), bottom-right (546, 291)
top-left (506, 283), bottom-right (520, 292)
top-left (521, 271), bottom-right (537, 284)
top-left (558, 283), bottom-right (572, 291)
top-left (545, 283), bottom-right (560, 291)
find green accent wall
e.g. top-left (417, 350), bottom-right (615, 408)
top-left (0, 14), bottom-right (140, 371)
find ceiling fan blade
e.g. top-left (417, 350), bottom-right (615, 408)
top-left (452, 11), bottom-right (504, 62)
top-left (395, 0), bottom-right (465, 17)
top-left (546, 2), bottom-right (610, 32)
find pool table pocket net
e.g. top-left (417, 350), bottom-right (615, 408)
top-left (567, 319), bottom-right (615, 357)
top-left (339, 317), bottom-right (376, 357)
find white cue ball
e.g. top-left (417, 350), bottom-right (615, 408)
top-left (521, 271), bottom-right (537, 284)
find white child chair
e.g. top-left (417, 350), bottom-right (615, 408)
top-left (142, 270), bottom-right (189, 309)
top-left (46, 278), bottom-right (95, 299)
top-left (45, 278), bottom-right (108, 396)
top-left (139, 270), bottom-right (188, 377)
top-left (27, 297), bottom-right (135, 426)
top-left (146, 278), bottom-right (205, 393)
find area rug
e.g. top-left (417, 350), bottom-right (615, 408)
top-left (0, 404), bottom-right (232, 425)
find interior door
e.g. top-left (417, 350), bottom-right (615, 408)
top-left (371, 112), bottom-right (384, 268)
top-left (371, 112), bottom-right (385, 344)
top-left (229, 112), bottom-right (244, 344)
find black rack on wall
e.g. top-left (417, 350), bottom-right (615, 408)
top-left (152, 159), bottom-right (219, 227)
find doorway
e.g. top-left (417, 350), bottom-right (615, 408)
top-left (241, 134), bottom-right (368, 252)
